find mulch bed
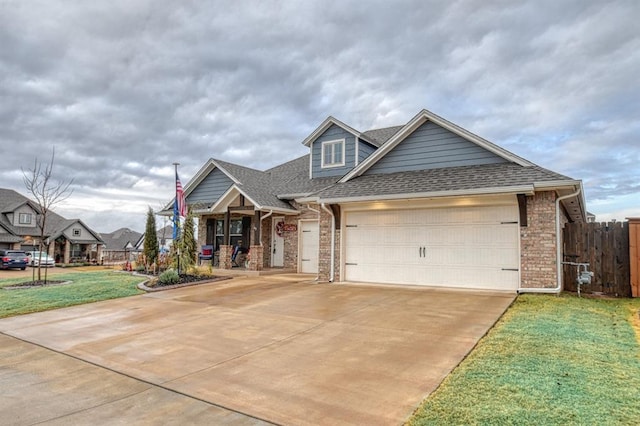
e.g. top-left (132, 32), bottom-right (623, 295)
top-left (3, 280), bottom-right (70, 290)
top-left (138, 274), bottom-right (232, 292)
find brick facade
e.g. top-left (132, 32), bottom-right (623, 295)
top-left (248, 245), bottom-right (264, 270)
top-left (520, 191), bottom-right (559, 288)
top-left (197, 192), bottom-right (566, 288)
top-left (219, 245), bottom-right (232, 269)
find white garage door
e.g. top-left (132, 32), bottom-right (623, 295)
top-left (343, 205), bottom-right (520, 291)
top-left (299, 220), bottom-right (319, 274)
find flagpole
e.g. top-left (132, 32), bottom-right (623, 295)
top-left (173, 162), bottom-right (181, 275)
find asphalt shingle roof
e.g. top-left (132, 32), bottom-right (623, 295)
top-left (361, 126), bottom-right (404, 147)
top-left (314, 163), bottom-right (573, 200)
top-left (99, 228), bottom-right (143, 251)
top-left (267, 155), bottom-right (339, 197)
top-left (214, 159), bottom-right (296, 210)
top-left (0, 188), bottom-right (103, 242)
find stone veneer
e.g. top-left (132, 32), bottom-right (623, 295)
top-left (248, 245), bottom-right (264, 270)
top-left (219, 245), bottom-right (232, 270)
top-left (520, 191), bottom-right (562, 288)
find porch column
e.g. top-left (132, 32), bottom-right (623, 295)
top-left (96, 244), bottom-right (103, 265)
top-left (64, 239), bottom-right (71, 264)
top-left (219, 245), bottom-right (232, 269)
top-left (47, 243), bottom-right (55, 258)
top-left (248, 245), bottom-right (264, 271)
top-left (219, 210), bottom-right (232, 269)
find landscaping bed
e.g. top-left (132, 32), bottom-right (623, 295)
top-left (3, 280), bottom-right (68, 289)
top-left (139, 273), bottom-right (231, 292)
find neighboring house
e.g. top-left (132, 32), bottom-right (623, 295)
top-left (163, 109), bottom-right (586, 293)
top-left (99, 228), bottom-right (142, 263)
top-left (135, 225), bottom-right (174, 255)
top-left (586, 211), bottom-right (596, 223)
top-left (0, 188), bottom-right (104, 263)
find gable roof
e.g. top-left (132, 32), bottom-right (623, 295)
top-left (167, 108), bottom-right (585, 222)
top-left (340, 109), bottom-right (533, 183)
top-left (100, 228), bottom-right (142, 251)
top-left (164, 159), bottom-right (298, 214)
top-left (301, 116), bottom-right (378, 147)
top-left (0, 188), bottom-right (103, 243)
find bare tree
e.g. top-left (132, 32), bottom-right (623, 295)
top-left (22, 148), bottom-right (73, 283)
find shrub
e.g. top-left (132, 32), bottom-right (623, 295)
top-left (158, 268), bottom-right (180, 286)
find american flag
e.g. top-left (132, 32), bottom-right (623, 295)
top-left (175, 171), bottom-right (187, 218)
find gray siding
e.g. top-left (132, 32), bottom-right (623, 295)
top-left (186, 168), bottom-right (233, 203)
top-left (365, 121), bottom-right (507, 175)
top-left (311, 124), bottom-right (356, 178)
top-left (358, 140), bottom-right (377, 164)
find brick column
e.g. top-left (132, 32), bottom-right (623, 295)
top-left (318, 208), bottom-right (333, 282)
top-left (248, 245), bottom-right (264, 271)
top-left (520, 191), bottom-right (558, 288)
top-left (219, 245), bottom-right (232, 269)
top-left (64, 239), bottom-right (71, 264)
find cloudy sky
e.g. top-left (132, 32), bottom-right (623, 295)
top-left (1, 0), bottom-right (638, 232)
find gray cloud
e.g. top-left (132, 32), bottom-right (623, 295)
top-left (1, 0), bottom-right (638, 231)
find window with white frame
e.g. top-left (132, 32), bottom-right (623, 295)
top-left (321, 139), bottom-right (345, 168)
top-left (18, 213), bottom-right (32, 224)
top-left (72, 228), bottom-right (81, 237)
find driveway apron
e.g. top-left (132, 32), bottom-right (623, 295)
top-left (0, 275), bottom-right (515, 425)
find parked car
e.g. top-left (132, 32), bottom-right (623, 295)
top-left (0, 250), bottom-right (29, 270)
top-left (27, 251), bottom-right (56, 267)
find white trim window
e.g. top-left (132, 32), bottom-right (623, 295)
top-left (321, 139), bottom-right (345, 168)
top-left (18, 213), bottom-right (32, 225)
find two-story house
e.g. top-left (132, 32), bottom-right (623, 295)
top-left (0, 188), bottom-right (104, 263)
top-left (165, 109), bottom-right (586, 293)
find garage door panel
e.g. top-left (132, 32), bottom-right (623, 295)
top-left (344, 205), bottom-right (520, 291)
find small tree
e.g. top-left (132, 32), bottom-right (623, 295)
top-left (179, 207), bottom-right (197, 272)
top-left (143, 207), bottom-right (158, 272)
top-left (22, 148), bottom-right (72, 283)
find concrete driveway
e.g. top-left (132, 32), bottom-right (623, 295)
top-left (0, 275), bottom-right (515, 425)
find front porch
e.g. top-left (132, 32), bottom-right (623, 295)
top-left (53, 237), bottom-right (102, 264)
top-left (195, 192), bottom-right (297, 273)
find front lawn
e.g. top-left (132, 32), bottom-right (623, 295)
top-left (0, 270), bottom-right (144, 318)
top-left (409, 294), bottom-right (640, 425)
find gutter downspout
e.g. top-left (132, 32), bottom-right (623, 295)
top-left (259, 210), bottom-right (273, 247)
top-left (321, 203), bottom-right (335, 283)
top-left (518, 187), bottom-right (582, 294)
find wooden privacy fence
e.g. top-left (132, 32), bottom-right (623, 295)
top-left (563, 221), bottom-right (630, 297)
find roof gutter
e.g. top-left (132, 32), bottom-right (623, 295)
top-left (320, 203), bottom-right (335, 283)
top-left (518, 186), bottom-right (582, 294)
top-left (319, 185), bottom-right (535, 204)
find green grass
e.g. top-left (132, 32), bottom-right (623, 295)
top-left (409, 294), bottom-right (640, 425)
top-left (0, 271), bottom-right (144, 318)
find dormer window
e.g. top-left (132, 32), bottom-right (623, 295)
top-left (321, 139), bottom-right (345, 168)
top-left (18, 213), bottom-right (32, 225)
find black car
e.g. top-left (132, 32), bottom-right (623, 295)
top-left (0, 250), bottom-right (29, 270)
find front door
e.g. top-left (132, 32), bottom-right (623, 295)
top-left (271, 216), bottom-right (285, 267)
